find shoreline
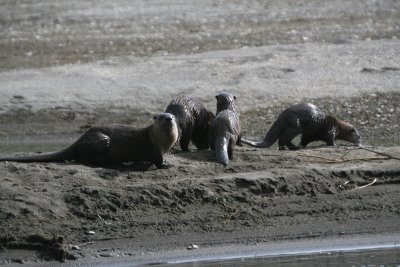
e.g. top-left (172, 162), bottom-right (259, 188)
top-left (89, 233), bottom-right (400, 266)
top-left (5, 232), bottom-right (400, 266)
top-left (1, 145), bottom-right (400, 265)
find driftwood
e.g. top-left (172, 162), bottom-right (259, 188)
top-left (298, 145), bottom-right (400, 164)
top-left (350, 178), bottom-right (378, 191)
top-left (298, 152), bottom-right (387, 164)
top-left (357, 145), bottom-right (400, 161)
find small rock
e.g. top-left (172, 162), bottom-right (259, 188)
top-left (11, 258), bottom-right (24, 264)
top-left (187, 244), bottom-right (199, 250)
top-left (86, 231), bottom-right (95, 235)
top-left (99, 253), bottom-right (113, 257)
top-left (71, 245), bottom-right (81, 250)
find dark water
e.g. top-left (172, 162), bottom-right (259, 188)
top-left (163, 248), bottom-right (400, 267)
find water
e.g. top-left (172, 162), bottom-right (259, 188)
top-left (162, 248), bottom-right (400, 267)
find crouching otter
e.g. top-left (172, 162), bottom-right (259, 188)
top-left (242, 103), bottom-right (361, 150)
top-left (165, 95), bottom-right (214, 151)
top-left (208, 92), bottom-right (241, 166)
top-left (0, 113), bottom-right (178, 168)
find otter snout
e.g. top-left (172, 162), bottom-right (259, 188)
top-left (154, 113), bottom-right (176, 127)
top-left (354, 139), bottom-right (362, 146)
top-left (164, 114), bottom-right (176, 128)
top-left (349, 129), bottom-right (361, 146)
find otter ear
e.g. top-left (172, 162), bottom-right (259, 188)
top-left (215, 95), bottom-right (219, 100)
top-left (234, 95), bottom-right (237, 100)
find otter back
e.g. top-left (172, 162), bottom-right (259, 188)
top-left (209, 91), bottom-right (241, 166)
top-left (0, 113), bottom-right (178, 168)
top-left (242, 103), bottom-right (360, 150)
top-left (165, 95), bottom-right (214, 151)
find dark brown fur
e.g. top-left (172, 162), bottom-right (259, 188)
top-left (209, 92), bottom-right (241, 166)
top-left (165, 95), bottom-right (214, 151)
top-left (242, 103), bottom-right (361, 150)
top-left (0, 113), bottom-right (178, 168)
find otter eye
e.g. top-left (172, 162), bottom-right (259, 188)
top-left (350, 129), bottom-right (355, 133)
top-left (153, 115), bottom-right (158, 120)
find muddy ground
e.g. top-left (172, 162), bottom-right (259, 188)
top-left (0, 93), bottom-right (400, 265)
top-left (0, 0), bottom-right (400, 265)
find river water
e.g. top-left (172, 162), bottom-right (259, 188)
top-left (162, 248), bottom-right (400, 267)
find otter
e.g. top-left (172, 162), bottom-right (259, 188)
top-left (0, 113), bottom-right (178, 168)
top-left (165, 95), bottom-right (214, 151)
top-left (242, 103), bottom-right (361, 150)
top-left (208, 92), bottom-right (241, 166)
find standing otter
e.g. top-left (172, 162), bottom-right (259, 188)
top-left (208, 92), bottom-right (241, 166)
top-left (165, 95), bottom-right (214, 151)
top-left (242, 103), bottom-right (361, 150)
top-left (0, 113), bottom-right (178, 168)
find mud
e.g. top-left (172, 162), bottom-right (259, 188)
top-left (1, 92), bottom-right (400, 265)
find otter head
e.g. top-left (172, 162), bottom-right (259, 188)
top-left (192, 110), bottom-right (215, 150)
top-left (152, 113), bottom-right (179, 153)
top-left (216, 91), bottom-right (237, 114)
top-left (337, 120), bottom-right (361, 146)
top-left (153, 113), bottom-right (176, 128)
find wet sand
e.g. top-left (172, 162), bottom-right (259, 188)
top-left (0, 0), bottom-right (400, 265)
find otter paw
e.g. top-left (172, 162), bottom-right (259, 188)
top-left (157, 160), bottom-right (171, 169)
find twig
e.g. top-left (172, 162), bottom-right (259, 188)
top-left (298, 151), bottom-right (388, 163)
top-left (298, 153), bottom-right (342, 162)
top-left (69, 241), bottom-right (93, 250)
top-left (338, 180), bottom-right (350, 190)
top-left (303, 156), bottom-right (388, 164)
top-left (76, 241), bottom-right (93, 247)
top-left (357, 146), bottom-right (400, 161)
top-left (339, 148), bottom-right (354, 160)
top-left (350, 178), bottom-right (377, 191)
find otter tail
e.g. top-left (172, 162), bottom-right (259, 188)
top-left (0, 149), bottom-right (73, 163)
top-left (242, 121), bottom-right (280, 148)
top-left (241, 138), bottom-right (269, 147)
top-left (214, 136), bottom-right (229, 166)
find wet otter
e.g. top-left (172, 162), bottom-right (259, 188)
top-left (0, 113), bottom-right (178, 168)
top-left (165, 95), bottom-right (214, 151)
top-left (208, 92), bottom-right (241, 166)
top-left (242, 103), bottom-right (361, 150)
